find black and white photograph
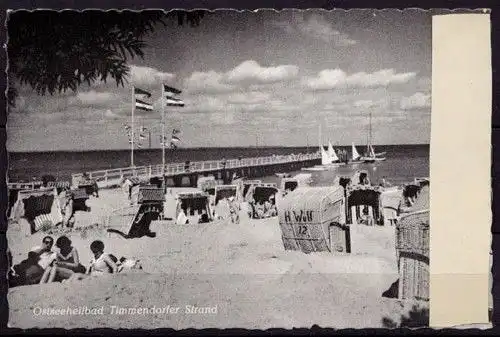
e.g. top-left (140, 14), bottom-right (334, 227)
top-left (5, 9), bottom-right (434, 329)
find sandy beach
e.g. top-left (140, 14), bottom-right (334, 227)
top-left (6, 187), bottom-right (431, 329)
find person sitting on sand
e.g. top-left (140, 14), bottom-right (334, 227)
top-left (87, 240), bottom-right (118, 275)
top-left (176, 208), bottom-right (189, 225)
top-left (255, 201), bottom-right (265, 218)
top-left (228, 196), bottom-right (239, 224)
top-left (55, 236), bottom-right (86, 274)
top-left (25, 236), bottom-right (57, 284)
top-left (199, 209), bottom-right (210, 223)
top-left (9, 250), bottom-right (39, 287)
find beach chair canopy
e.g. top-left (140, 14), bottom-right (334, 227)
top-left (8, 181), bottom-right (44, 190)
top-left (176, 192), bottom-right (211, 218)
top-left (414, 177), bottom-right (429, 188)
top-left (214, 185), bottom-right (238, 205)
top-left (278, 185), bottom-right (346, 254)
top-left (351, 170), bottom-right (371, 186)
top-left (403, 184), bottom-right (421, 199)
top-left (396, 188), bottom-right (430, 258)
top-left (126, 203), bottom-right (164, 238)
top-left (337, 176), bottom-right (352, 189)
top-left (406, 185), bottom-right (429, 212)
top-left (11, 187), bottom-right (63, 234)
top-left (122, 176), bottom-right (142, 186)
top-left (281, 178), bottom-right (298, 192)
top-left (241, 180), bottom-right (262, 196)
top-left (177, 192), bottom-right (209, 210)
top-left (47, 181), bottom-right (71, 194)
top-left (380, 188), bottom-right (403, 211)
top-left (346, 185), bottom-right (382, 208)
top-left (69, 188), bottom-right (89, 200)
top-left (197, 176), bottom-right (219, 194)
top-left (247, 184), bottom-right (279, 204)
top-left (279, 185), bottom-right (345, 225)
top-left (134, 186), bottom-right (165, 204)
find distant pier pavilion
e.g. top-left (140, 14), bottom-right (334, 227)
top-left (71, 152), bottom-right (322, 189)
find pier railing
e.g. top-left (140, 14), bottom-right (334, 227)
top-left (71, 152), bottom-right (321, 188)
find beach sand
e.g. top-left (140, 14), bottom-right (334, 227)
top-left (7, 187), bottom-right (428, 329)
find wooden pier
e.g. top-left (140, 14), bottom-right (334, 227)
top-left (71, 152), bottom-right (321, 189)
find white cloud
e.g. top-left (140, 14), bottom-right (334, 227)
top-left (272, 13), bottom-right (357, 46)
top-left (73, 90), bottom-right (116, 105)
top-left (400, 92), bottom-right (431, 110)
top-left (184, 60), bottom-right (299, 94)
top-left (184, 71), bottom-right (235, 94)
top-left (224, 60), bottom-right (299, 85)
top-left (303, 68), bottom-right (417, 90)
top-left (128, 65), bottom-right (176, 87)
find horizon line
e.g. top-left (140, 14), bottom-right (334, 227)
top-left (8, 143), bottom-right (430, 154)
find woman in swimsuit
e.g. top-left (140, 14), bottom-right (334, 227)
top-left (55, 236), bottom-right (86, 274)
top-left (87, 240), bottom-right (118, 275)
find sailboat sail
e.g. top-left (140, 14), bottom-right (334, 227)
top-left (327, 141), bottom-right (339, 162)
top-left (369, 144), bottom-right (376, 157)
top-left (352, 143), bottom-right (360, 161)
top-left (320, 146), bottom-right (331, 165)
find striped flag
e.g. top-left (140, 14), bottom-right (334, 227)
top-left (171, 135), bottom-right (180, 143)
top-left (139, 134), bottom-right (146, 140)
top-left (163, 85), bottom-right (182, 96)
top-left (134, 87), bottom-right (154, 111)
top-left (135, 99), bottom-right (153, 111)
top-left (135, 87), bottom-right (152, 98)
top-left (166, 97), bottom-right (185, 107)
top-left (163, 84), bottom-right (185, 108)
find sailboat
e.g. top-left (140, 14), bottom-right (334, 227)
top-left (359, 110), bottom-right (386, 163)
top-left (349, 143), bottom-right (364, 164)
top-left (302, 127), bottom-right (345, 171)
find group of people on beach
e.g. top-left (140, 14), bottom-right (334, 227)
top-left (8, 236), bottom-right (140, 288)
top-left (250, 196), bottom-right (277, 219)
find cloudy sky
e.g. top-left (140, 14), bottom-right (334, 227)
top-left (8, 9), bottom-right (431, 152)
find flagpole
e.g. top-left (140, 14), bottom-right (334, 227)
top-left (131, 86), bottom-right (135, 167)
top-left (161, 83), bottom-right (166, 193)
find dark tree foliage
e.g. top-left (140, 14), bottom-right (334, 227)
top-left (7, 10), bottom-right (206, 106)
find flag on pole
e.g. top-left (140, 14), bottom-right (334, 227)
top-left (171, 135), bottom-right (180, 143)
top-left (166, 97), bottom-right (185, 107)
top-left (135, 99), bottom-right (154, 111)
top-left (163, 85), bottom-right (182, 96)
top-left (139, 134), bottom-right (146, 140)
top-left (163, 84), bottom-right (185, 107)
top-left (134, 87), bottom-right (154, 111)
top-left (134, 87), bottom-right (152, 98)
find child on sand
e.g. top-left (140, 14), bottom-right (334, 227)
top-left (87, 240), bottom-right (118, 275)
